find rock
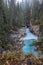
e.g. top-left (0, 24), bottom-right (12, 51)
top-left (10, 34), bottom-right (17, 38)
top-left (30, 25), bottom-right (40, 36)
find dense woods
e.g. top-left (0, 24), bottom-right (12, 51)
top-left (0, 0), bottom-right (43, 65)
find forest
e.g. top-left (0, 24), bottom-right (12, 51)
top-left (0, 0), bottom-right (43, 65)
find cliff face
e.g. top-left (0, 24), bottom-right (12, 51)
top-left (30, 24), bottom-right (43, 37)
top-left (30, 24), bottom-right (40, 36)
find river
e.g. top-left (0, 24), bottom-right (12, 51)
top-left (20, 28), bottom-right (38, 56)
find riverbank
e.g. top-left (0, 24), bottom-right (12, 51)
top-left (0, 28), bottom-right (25, 53)
top-left (0, 51), bottom-right (43, 65)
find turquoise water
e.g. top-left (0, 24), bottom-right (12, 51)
top-left (21, 28), bottom-right (38, 55)
top-left (22, 40), bottom-right (35, 53)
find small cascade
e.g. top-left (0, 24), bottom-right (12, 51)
top-left (20, 28), bottom-right (38, 40)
